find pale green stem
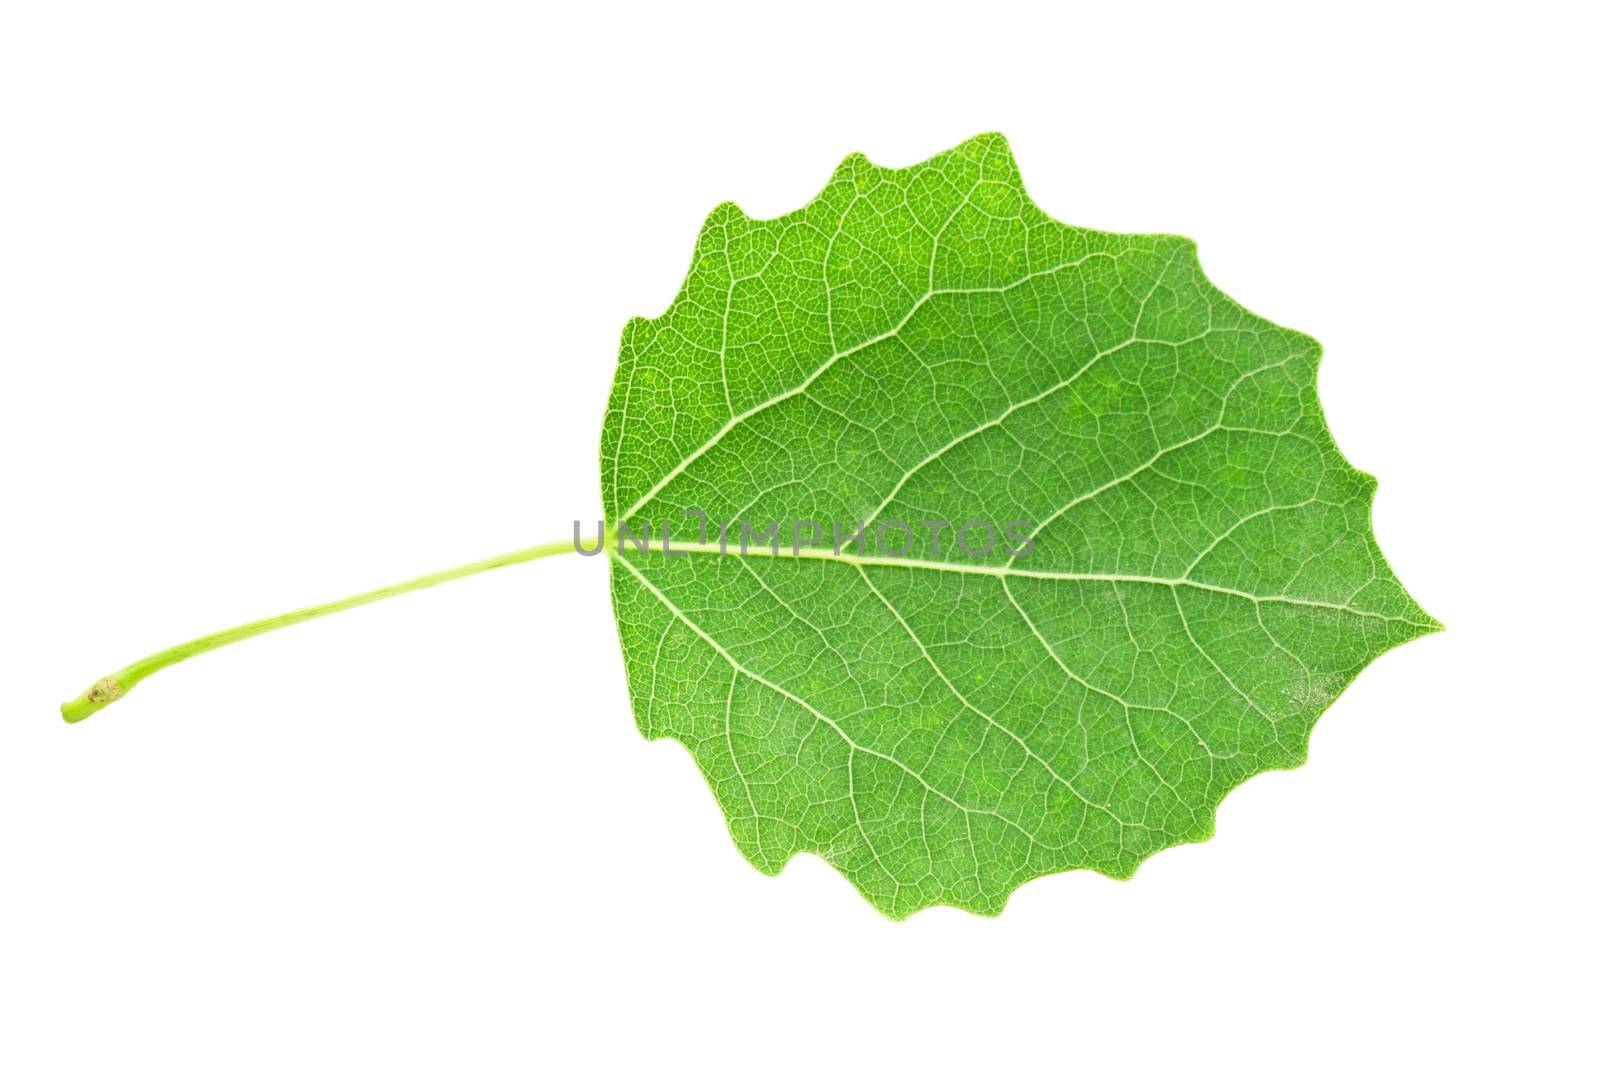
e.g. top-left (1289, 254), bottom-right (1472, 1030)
top-left (62, 537), bottom-right (599, 723)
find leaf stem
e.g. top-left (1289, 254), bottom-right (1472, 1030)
top-left (61, 536), bottom-right (596, 723)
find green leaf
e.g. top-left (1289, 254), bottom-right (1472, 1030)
top-left (601, 133), bottom-right (1438, 918)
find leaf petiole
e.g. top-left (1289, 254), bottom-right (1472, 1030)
top-left (61, 536), bottom-right (600, 723)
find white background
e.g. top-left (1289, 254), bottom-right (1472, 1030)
top-left (2, 2), bottom-right (1595, 1063)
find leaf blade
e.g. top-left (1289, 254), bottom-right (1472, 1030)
top-left (601, 133), bottom-right (1437, 917)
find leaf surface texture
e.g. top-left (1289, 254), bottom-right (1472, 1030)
top-left (601, 133), bottom-right (1437, 917)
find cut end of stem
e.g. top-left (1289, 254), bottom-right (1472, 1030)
top-left (62, 676), bottom-right (128, 724)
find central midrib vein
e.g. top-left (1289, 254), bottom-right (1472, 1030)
top-left (612, 541), bottom-right (1414, 624)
